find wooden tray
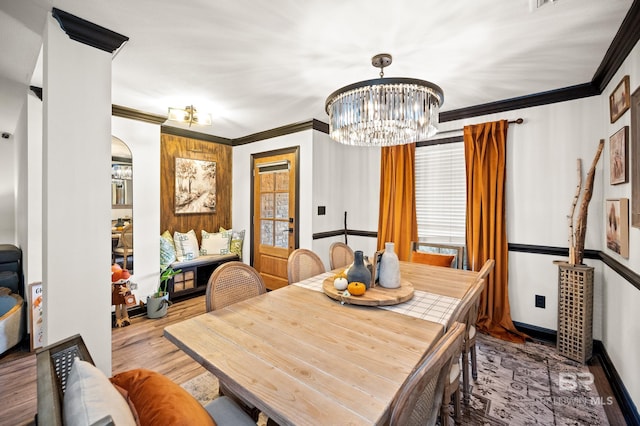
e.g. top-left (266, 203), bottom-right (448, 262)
top-left (322, 277), bottom-right (414, 306)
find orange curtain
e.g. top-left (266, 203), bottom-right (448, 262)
top-left (377, 143), bottom-right (418, 261)
top-left (464, 120), bottom-right (526, 343)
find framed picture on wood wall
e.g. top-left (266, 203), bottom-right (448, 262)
top-left (609, 126), bottom-right (628, 185)
top-left (175, 157), bottom-right (217, 214)
top-left (609, 75), bottom-right (630, 123)
top-left (605, 198), bottom-right (629, 258)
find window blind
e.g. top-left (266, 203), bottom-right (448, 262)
top-left (415, 142), bottom-right (466, 244)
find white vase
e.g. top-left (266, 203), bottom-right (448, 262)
top-left (378, 242), bottom-right (401, 288)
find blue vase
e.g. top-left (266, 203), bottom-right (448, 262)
top-left (347, 250), bottom-right (372, 289)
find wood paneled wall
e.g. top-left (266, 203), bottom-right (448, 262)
top-left (160, 133), bottom-right (232, 242)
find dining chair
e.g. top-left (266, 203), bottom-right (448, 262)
top-left (205, 261), bottom-right (267, 420)
top-left (205, 261), bottom-right (266, 312)
top-left (329, 241), bottom-right (354, 270)
top-left (442, 277), bottom-right (486, 418)
top-left (409, 241), bottom-right (464, 269)
top-left (112, 224), bottom-right (133, 270)
top-left (287, 248), bottom-right (326, 284)
top-left (388, 322), bottom-right (465, 426)
top-left (460, 258), bottom-right (495, 404)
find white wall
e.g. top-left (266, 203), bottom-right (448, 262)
top-left (435, 97), bottom-right (606, 333)
top-left (42, 15), bottom-right (113, 374)
top-left (25, 93), bottom-right (43, 287)
top-left (311, 131), bottom-right (380, 269)
top-left (232, 130), bottom-right (314, 261)
top-left (599, 39), bottom-right (640, 408)
top-left (111, 118), bottom-right (161, 304)
top-left (0, 102), bottom-right (17, 244)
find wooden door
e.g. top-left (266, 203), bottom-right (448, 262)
top-left (252, 149), bottom-right (298, 290)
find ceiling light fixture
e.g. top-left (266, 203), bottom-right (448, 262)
top-left (167, 105), bottom-right (212, 127)
top-left (325, 53), bottom-right (444, 146)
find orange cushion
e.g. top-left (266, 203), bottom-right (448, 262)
top-left (410, 251), bottom-right (455, 267)
top-left (110, 369), bottom-right (216, 426)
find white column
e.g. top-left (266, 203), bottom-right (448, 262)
top-left (43, 13), bottom-right (113, 373)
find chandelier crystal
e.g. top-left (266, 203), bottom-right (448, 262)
top-left (325, 54), bottom-right (443, 146)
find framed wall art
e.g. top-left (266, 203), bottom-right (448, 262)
top-left (609, 75), bottom-right (630, 123)
top-left (605, 198), bottom-right (629, 258)
top-left (609, 126), bottom-right (628, 185)
top-left (632, 85), bottom-right (640, 228)
top-left (175, 157), bottom-right (217, 214)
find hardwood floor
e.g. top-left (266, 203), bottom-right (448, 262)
top-left (0, 296), bottom-right (208, 426)
top-left (0, 295), bottom-right (629, 426)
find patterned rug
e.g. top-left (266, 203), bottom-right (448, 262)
top-left (181, 333), bottom-right (611, 425)
top-left (452, 333), bottom-right (610, 425)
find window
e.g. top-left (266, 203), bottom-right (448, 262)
top-left (415, 141), bottom-right (466, 244)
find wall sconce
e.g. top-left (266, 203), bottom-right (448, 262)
top-left (167, 105), bottom-right (212, 127)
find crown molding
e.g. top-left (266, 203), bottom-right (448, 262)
top-left (160, 125), bottom-right (233, 145)
top-left (591, 0), bottom-right (640, 92)
top-left (51, 8), bottom-right (128, 54)
top-left (29, 86), bottom-right (43, 101)
top-left (440, 83), bottom-right (599, 123)
top-left (232, 119), bottom-right (328, 146)
top-left (112, 104), bottom-right (167, 125)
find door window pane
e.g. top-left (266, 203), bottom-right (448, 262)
top-left (275, 221), bottom-right (289, 248)
top-left (275, 193), bottom-right (289, 219)
top-left (261, 220), bottom-right (274, 246)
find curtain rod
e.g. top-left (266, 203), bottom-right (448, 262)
top-left (436, 118), bottom-right (524, 136)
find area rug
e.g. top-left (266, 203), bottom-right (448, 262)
top-left (450, 333), bottom-right (611, 425)
top-left (181, 333), bottom-right (611, 425)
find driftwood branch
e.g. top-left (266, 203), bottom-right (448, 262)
top-left (568, 159), bottom-right (582, 265)
top-left (573, 139), bottom-right (605, 265)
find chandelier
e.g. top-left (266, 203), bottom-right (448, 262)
top-left (167, 105), bottom-right (212, 127)
top-left (325, 54), bottom-right (443, 146)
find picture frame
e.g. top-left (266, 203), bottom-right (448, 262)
top-left (174, 157), bottom-right (217, 214)
top-left (609, 75), bottom-right (630, 123)
top-left (632, 86), bottom-right (640, 228)
top-left (29, 282), bottom-right (44, 352)
top-left (609, 126), bottom-right (628, 185)
top-left (605, 198), bottom-right (629, 258)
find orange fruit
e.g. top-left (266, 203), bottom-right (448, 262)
top-left (347, 282), bottom-right (366, 296)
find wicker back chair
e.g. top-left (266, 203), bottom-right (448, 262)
top-left (389, 322), bottom-right (465, 426)
top-left (112, 223), bottom-right (133, 270)
top-left (205, 261), bottom-right (266, 312)
top-left (287, 248), bottom-right (326, 284)
top-left (329, 242), bottom-right (354, 270)
top-left (442, 277), bottom-right (486, 420)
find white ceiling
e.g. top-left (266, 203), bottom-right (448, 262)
top-left (0, 0), bottom-right (634, 139)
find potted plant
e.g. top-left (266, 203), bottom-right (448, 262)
top-left (147, 265), bottom-right (181, 318)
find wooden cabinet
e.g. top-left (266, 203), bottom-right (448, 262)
top-left (168, 255), bottom-right (238, 301)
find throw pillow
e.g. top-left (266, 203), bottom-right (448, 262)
top-left (173, 230), bottom-right (200, 262)
top-left (219, 227), bottom-right (245, 260)
top-left (110, 369), bottom-right (215, 426)
top-left (410, 251), bottom-right (455, 267)
top-left (63, 358), bottom-right (137, 426)
top-left (200, 230), bottom-right (231, 255)
top-left (160, 235), bottom-right (177, 268)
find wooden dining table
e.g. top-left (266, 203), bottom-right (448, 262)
top-left (164, 261), bottom-right (478, 425)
